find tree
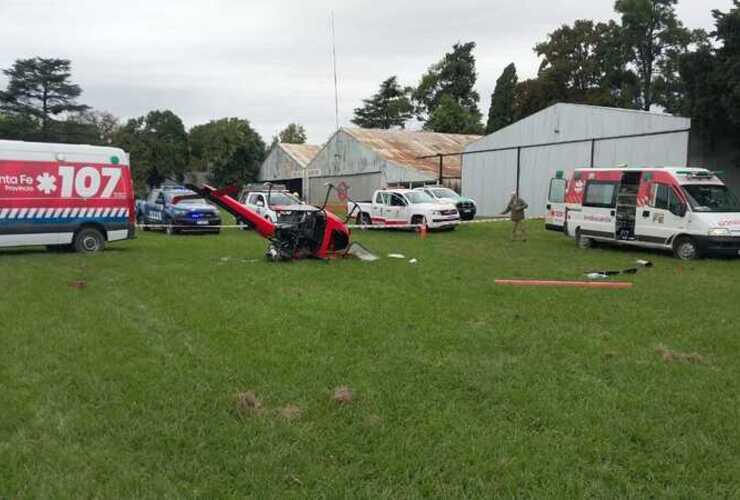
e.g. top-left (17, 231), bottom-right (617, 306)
top-left (113, 110), bottom-right (189, 191)
top-left (713, 1), bottom-right (740, 128)
top-left (412, 42), bottom-right (483, 132)
top-left (615, 0), bottom-right (691, 110)
top-left (0, 112), bottom-right (40, 141)
top-left (678, 1), bottom-right (740, 139)
top-left (486, 63), bottom-right (518, 134)
top-left (189, 117), bottom-right (265, 187)
top-left (535, 20), bottom-right (640, 108)
top-left (0, 58), bottom-right (88, 139)
top-left (424, 95), bottom-right (484, 134)
top-left (351, 76), bottom-right (413, 129)
top-left (511, 77), bottom-right (561, 122)
top-left (278, 123), bottom-right (308, 144)
top-left (51, 110), bottom-right (119, 145)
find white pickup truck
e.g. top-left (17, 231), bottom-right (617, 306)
top-left (349, 189), bottom-right (460, 229)
top-left (237, 187), bottom-right (302, 227)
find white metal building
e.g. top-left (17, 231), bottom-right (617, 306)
top-left (306, 127), bottom-right (480, 205)
top-left (258, 143), bottom-right (321, 196)
top-left (462, 103), bottom-right (692, 217)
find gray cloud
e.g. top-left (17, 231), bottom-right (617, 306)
top-left (0, 0), bottom-right (723, 144)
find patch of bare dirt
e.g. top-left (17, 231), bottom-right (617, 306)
top-left (278, 404), bottom-right (303, 421)
top-left (332, 385), bottom-right (353, 405)
top-left (234, 391), bottom-right (263, 417)
top-left (656, 344), bottom-right (705, 364)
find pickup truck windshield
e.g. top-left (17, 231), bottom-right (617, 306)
top-left (431, 188), bottom-right (460, 201)
top-left (683, 184), bottom-right (740, 213)
top-left (405, 191), bottom-right (434, 204)
top-left (264, 192), bottom-right (300, 206)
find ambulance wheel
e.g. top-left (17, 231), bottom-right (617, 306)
top-left (74, 228), bottom-right (106, 254)
top-left (576, 229), bottom-right (593, 249)
top-left (674, 236), bottom-right (699, 261)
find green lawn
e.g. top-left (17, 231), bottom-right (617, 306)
top-left (1, 222), bottom-right (739, 498)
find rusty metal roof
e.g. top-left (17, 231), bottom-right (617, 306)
top-left (343, 128), bottom-right (481, 177)
top-left (280, 143), bottom-right (321, 168)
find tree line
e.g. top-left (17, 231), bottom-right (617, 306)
top-left (1, 0), bottom-right (737, 192)
top-left (0, 58), bottom-right (307, 192)
top-left (352, 0), bottom-right (740, 141)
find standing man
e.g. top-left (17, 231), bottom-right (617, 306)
top-left (502, 191), bottom-right (528, 241)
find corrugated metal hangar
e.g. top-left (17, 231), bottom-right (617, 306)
top-left (305, 128), bottom-right (480, 205)
top-left (462, 103), bottom-right (692, 218)
top-left (258, 143), bottom-right (320, 196)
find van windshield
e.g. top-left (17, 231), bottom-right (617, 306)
top-left (683, 184), bottom-right (740, 213)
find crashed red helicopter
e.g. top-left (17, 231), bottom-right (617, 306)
top-left (177, 183), bottom-right (376, 262)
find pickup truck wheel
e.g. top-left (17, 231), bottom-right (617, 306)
top-left (73, 227), bottom-right (106, 254)
top-left (411, 215), bottom-right (428, 231)
top-left (674, 236), bottom-right (699, 261)
top-left (357, 213), bottom-right (372, 225)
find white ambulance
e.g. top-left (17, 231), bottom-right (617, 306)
top-left (546, 167), bottom-right (740, 260)
top-left (0, 140), bottom-right (136, 253)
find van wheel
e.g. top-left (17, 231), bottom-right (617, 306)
top-left (576, 230), bottom-right (593, 249)
top-left (674, 236), bottom-right (699, 261)
top-left (74, 228), bottom-right (106, 254)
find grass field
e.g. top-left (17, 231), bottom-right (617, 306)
top-left (2, 221), bottom-right (739, 498)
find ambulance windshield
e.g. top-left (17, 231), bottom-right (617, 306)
top-left (683, 185), bottom-right (740, 213)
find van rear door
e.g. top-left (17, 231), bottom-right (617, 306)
top-left (546, 176), bottom-right (567, 231)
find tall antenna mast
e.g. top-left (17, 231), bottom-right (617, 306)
top-left (331, 11), bottom-right (340, 131)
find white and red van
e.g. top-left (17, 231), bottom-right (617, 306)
top-left (546, 167), bottom-right (740, 260)
top-left (0, 140), bottom-right (135, 253)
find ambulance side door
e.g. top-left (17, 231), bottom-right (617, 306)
top-left (636, 183), bottom-right (688, 244)
top-left (580, 180), bottom-right (618, 240)
top-left (546, 177), bottom-right (567, 231)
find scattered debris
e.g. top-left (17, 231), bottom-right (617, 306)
top-left (278, 404), bottom-right (304, 421)
top-left (496, 279), bottom-right (633, 289)
top-left (388, 254), bottom-right (406, 259)
top-left (70, 280), bottom-right (87, 289)
top-left (656, 344), bottom-right (705, 364)
top-left (346, 242), bottom-right (379, 261)
top-left (409, 258), bottom-right (418, 264)
top-left (585, 260), bottom-right (653, 279)
top-left (234, 391), bottom-right (263, 417)
top-left (332, 385), bottom-right (354, 405)
top-left (585, 273), bottom-right (609, 280)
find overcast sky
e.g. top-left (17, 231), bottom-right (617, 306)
top-left (0, 0), bottom-right (727, 144)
